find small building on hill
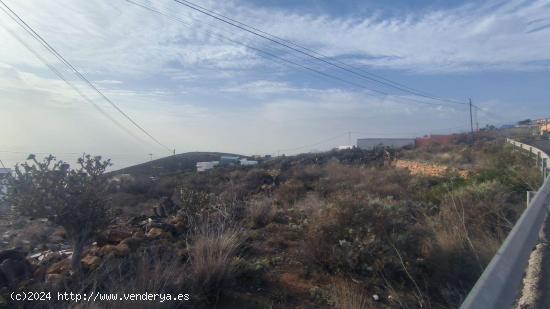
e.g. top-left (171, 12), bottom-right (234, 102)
top-left (357, 138), bottom-right (415, 150)
top-left (536, 118), bottom-right (550, 137)
top-left (240, 158), bottom-right (258, 166)
top-left (196, 161), bottom-right (219, 172)
top-left (337, 145), bottom-right (354, 150)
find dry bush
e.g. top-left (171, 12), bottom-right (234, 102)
top-left (317, 162), bottom-right (411, 199)
top-left (275, 179), bottom-right (307, 206)
top-left (294, 192), bottom-right (327, 217)
top-left (245, 196), bottom-right (276, 228)
top-left (331, 279), bottom-right (372, 309)
top-left (189, 224), bottom-right (242, 299)
top-left (303, 192), bottom-right (431, 281)
top-left (36, 247), bottom-right (192, 309)
top-left (422, 180), bottom-right (517, 307)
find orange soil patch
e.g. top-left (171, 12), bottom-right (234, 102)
top-left (394, 159), bottom-right (469, 178)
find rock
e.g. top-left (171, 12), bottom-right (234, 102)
top-left (0, 258), bottom-right (33, 286)
top-left (128, 215), bottom-right (149, 227)
top-left (81, 255), bottom-right (101, 270)
top-left (149, 222), bottom-right (177, 236)
top-left (97, 245), bottom-right (117, 257)
top-left (97, 243), bottom-right (129, 257)
top-left (132, 231), bottom-right (145, 240)
top-left (115, 243), bottom-right (130, 257)
top-left (105, 229), bottom-right (132, 244)
top-left (146, 227), bottom-right (169, 239)
top-left (47, 259), bottom-right (71, 275)
top-left (120, 237), bottom-right (141, 250)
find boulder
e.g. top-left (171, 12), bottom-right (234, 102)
top-left (47, 259), bottom-right (71, 275)
top-left (148, 222), bottom-right (178, 236)
top-left (115, 243), bottom-right (130, 257)
top-left (146, 227), bottom-right (169, 239)
top-left (97, 245), bottom-right (117, 257)
top-left (105, 229), bottom-right (132, 244)
top-left (97, 243), bottom-right (129, 258)
top-left (132, 231), bottom-right (145, 240)
top-left (81, 255), bottom-right (101, 270)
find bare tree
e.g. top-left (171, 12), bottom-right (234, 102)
top-left (4, 154), bottom-right (111, 273)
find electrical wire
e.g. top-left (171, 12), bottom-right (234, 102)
top-left (172, 0), bottom-right (468, 105)
top-left (125, 0), bottom-right (463, 109)
top-left (0, 12), bottom-right (150, 146)
top-left (0, 0), bottom-right (172, 152)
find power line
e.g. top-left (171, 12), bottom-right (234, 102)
top-left (125, 1), bottom-right (461, 108)
top-left (0, 11), bottom-right (149, 146)
top-left (0, 0), bottom-right (172, 152)
top-left (172, 0), bottom-right (467, 106)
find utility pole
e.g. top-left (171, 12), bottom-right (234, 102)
top-left (148, 153), bottom-right (153, 161)
top-left (469, 98), bottom-right (474, 143)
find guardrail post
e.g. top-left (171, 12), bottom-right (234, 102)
top-left (526, 191), bottom-right (536, 207)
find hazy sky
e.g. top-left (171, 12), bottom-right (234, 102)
top-left (1, 0), bottom-right (549, 169)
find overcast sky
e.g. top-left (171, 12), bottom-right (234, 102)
top-left (1, 0), bottom-right (549, 169)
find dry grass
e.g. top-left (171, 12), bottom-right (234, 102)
top-left (245, 196), bottom-right (276, 228)
top-left (189, 224), bottom-right (242, 298)
top-left (331, 279), bottom-right (372, 309)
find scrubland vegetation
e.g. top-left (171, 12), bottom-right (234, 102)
top-left (0, 134), bottom-right (543, 308)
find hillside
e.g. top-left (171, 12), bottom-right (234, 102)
top-left (111, 151), bottom-right (244, 177)
top-left (0, 133), bottom-right (543, 308)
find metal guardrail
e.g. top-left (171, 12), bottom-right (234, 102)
top-left (461, 138), bottom-right (550, 308)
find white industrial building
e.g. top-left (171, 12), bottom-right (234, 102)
top-left (240, 158), bottom-right (258, 166)
top-left (337, 145), bottom-right (354, 150)
top-left (196, 161), bottom-right (219, 172)
top-left (357, 138), bottom-right (415, 150)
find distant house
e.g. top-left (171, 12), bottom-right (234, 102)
top-left (357, 138), bottom-right (415, 150)
top-left (240, 158), bottom-right (258, 166)
top-left (337, 145), bottom-right (354, 150)
top-left (535, 118), bottom-right (550, 137)
top-left (196, 161), bottom-right (219, 172)
top-left (220, 156), bottom-right (240, 166)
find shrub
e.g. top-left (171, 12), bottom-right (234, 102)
top-left (4, 154), bottom-right (111, 273)
top-left (245, 196), bottom-right (276, 228)
top-left (189, 225), bottom-right (242, 300)
top-left (276, 179), bottom-right (307, 206)
top-left (330, 279), bottom-right (371, 309)
top-left (304, 192), bottom-right (431, 282)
